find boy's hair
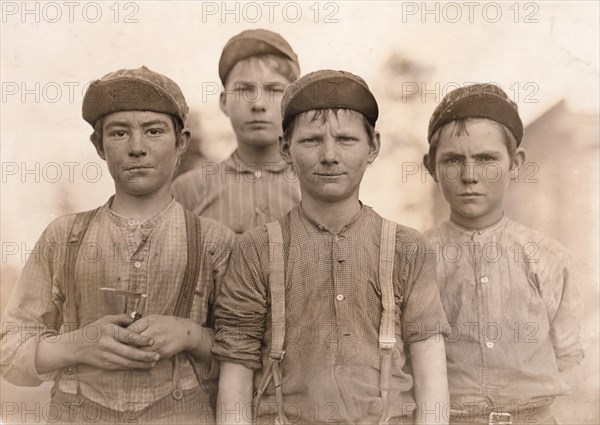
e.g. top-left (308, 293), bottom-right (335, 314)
top-left (282, 108), bottom-right (375, 146)
top-left (423, 118), bottom-right (518, 175)
top-left (90, 114), bottom-right (184, 150)
top-left (223, 53), bottom-right (300, 86)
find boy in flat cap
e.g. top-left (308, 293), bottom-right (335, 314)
top-left (172, 29), bottom-right (301, 235)
top-left (0, 66), bottom-right (234, 423)
top-left (214, 70), bottom-right (450, 425)
top-left (423, 83), bottom-right (584, 424)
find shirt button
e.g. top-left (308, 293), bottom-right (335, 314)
top-left (64, 367), bottom-right (74, 375)
top-left (486, 341), bottom-right (495, 348)
top-left (254, 207), bottom-right (261, 215)
top-left (477, 231), bottom-right (483, 235)
top-left (480, 276), bottom-right (489, 283)
top-left (128, 219), bottom-right (136, 226)
top-left (336, 294), bottom-right (345, 301)
top-left (134, 261), bottom-right (142, 268)
top-left (254, 170), bottom-right (262, 179)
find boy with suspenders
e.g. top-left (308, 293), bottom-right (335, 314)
top-left (0, 67), bottom-right (234, 423)
top-left (214, 70), bottom-right (450, 424)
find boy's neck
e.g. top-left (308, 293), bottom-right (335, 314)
top-left (450, 210), bottom-right (505, 230)
top-left (235, 142), bottom-right (282, 165)
top-left (300, 196), bottom-right (362, 234)
top-left (110, 186), bottom-right (173, 220)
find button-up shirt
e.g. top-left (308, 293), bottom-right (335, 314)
top-left (1, 199), bottom-right (234, 411)
top-left (172, 150), bottom-right (301, 235)
top-left (214, 205), bottom-right (449, 423)
top-left (425, 216), bottom-right (584, 413)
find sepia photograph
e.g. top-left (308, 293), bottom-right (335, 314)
top-left (1, 1), bottom-right (598, 424)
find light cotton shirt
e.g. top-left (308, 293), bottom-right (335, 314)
top-left (425, 216), bottom-right (584, 413)
top-left (1, 199), bottom-right (234, 411)
top-left (172, 150), bottom-right (301, 234)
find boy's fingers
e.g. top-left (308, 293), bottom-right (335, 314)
top-left (104, 313), bottom-right (134, 327)
top-left (114, 327), bottom-right (154, 347)
top-left (108, 339), bottom-right (159, 363)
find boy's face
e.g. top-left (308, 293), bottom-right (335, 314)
top-left (280, 109), bottom-right (380, 205)
top-left (434, 119), bottom-right (518, 229)
top-left (95, 111), bottom-right (189, 198)
top-left (220, 58), bottom-right (288, 148)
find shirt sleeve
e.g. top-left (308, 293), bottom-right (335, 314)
top-left (0, 218), bottom-right (70, 385)
top-left (396, 230), bottom-right (449, 344)
top-left (213, 228), bottom-right (269, 370)
top-left (537, 247), bottom-right (584, 372)
top-left (188, 218), bottom-right (234, 380)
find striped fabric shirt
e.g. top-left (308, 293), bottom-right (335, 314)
top-left (171, 150), bottom-right (301, 234)
top-left (214, 204), bottom-right (449, 423)
top-left (0, 198), bottom-right (234, 412)
top-left (425, 216), bottom-right (584, 414)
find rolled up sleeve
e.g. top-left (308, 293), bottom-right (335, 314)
top-left (213, 230), bottom-right (268, 370)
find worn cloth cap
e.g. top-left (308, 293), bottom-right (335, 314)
top-left (219, 29), bottom-right (299, 84)
top-left (82, 66), bottom-right (189, 128)
top-left (281, 69), bottom-right (379, 131)
top-left (428, 83), bottom-right (523, 145)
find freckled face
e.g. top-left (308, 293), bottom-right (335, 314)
top-left (280, 109), bottom-right (380, 204)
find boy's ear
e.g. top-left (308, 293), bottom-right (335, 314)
top-left (510, 147), bottom-right (527, 181)
top-left (423, 154), bottom-right (439, 183)
top-left (176, 128), bottom-right (192, 157)
top-left (92, 138), bottom-right (106, 161)
top-left (279, 135), bottom-right (292, 164)
top-left (367, 131), bottom-right (381, 164)
top-left (219, 92), bottom-right (229, 117)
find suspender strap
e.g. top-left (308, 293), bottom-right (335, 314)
top-left (173, 210), bottom-right (202, 318)
top-left (378, 219), bottom-right (397, 425)
top-left (253, 221), bottom-right (288, 424)
top-left (64, 208), bottom-right (100, 332)
top-left (61, 208), bottom-right (100, 395)
top-left (172, 210), bottom-right (205, 396)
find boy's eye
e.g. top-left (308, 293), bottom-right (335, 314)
top-left (110, 130), bottom-right (127, 138)
top-left (444, 158), bottom-right (461, 164)
top-left (147, 128), bottom-right (165, 136)
top-left (300, 138), bottom-right (318, 144)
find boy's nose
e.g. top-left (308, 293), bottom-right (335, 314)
top-left (320, 139), bottom-right (339, 164)
top-left (460, 162), bottom-right (479, 184)
top-left (128, 132), bottom-right (147, 157)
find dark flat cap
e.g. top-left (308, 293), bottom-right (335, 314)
top-left (82, 66), bottom-right (188, 128)
top-left (428, 83), bottom-right (523, 145)
top-left (219, 29), bottom-right (298, 84)
top-left (281, 69), bottom-right (379, 131)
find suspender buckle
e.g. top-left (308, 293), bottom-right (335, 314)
top-left (269, 350), bottom-right (285, 362)
top-left (489, 412), bottom-right (513, 425)
top-left (378, 337), bottom-right (396, 351)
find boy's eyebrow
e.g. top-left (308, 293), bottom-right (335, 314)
top-left (140, 119), bottom-right (170, 128)
top-left (104, 120), bottom-right (130, 129)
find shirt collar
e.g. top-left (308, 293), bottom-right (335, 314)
top-left (297, 201), bottom-right (366, 235)
top-left (223, 149), bottom-right (289, 173)
top-left (445, 213), bottom-right (508, 239)
top-left (104, 195), bottom-right (177, 229)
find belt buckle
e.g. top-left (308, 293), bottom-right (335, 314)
top-left (489, 412), bottom-right (512, 425)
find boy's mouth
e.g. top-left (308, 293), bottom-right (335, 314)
top-left (459, 192), bottom-right (484, 197)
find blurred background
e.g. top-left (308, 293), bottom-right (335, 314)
top-left (1, 1), bottom-right (598, 423)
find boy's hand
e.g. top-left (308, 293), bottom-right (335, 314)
top-left (128, 315), bottom-right (199, 360)
top-left (36, 314), bottom-right (159, 374)
top-left (73, 314), bottom-right (159, 370)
